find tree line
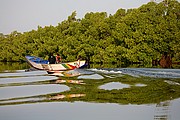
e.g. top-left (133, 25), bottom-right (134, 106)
top-left (0, 0), bottom-right (179, 64)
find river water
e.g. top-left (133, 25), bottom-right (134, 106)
top-left (0, 64), bottom-right (180, 120)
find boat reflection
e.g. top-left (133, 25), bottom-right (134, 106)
top-left (50, 94), bottom-right (86, 100)
top-left (48, 69), bottom-right (81, 77)
top-left (0, 93), bottom-right (86, 106)
top-left (55, 79), bottom-right (85, 84)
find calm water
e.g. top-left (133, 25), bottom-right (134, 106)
top-left (0, 62), bottom-right (180, 120)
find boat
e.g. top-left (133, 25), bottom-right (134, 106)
top-left (25, 56), bottom-right (87, 71)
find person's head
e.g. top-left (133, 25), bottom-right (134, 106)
top-left (77, 55), bottom-right (82, 60)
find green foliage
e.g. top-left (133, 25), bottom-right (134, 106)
top-left (0, 0), bottom-right (180, 63)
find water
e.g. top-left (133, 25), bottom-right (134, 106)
top-left (90, 68), bottom-right (180, 78)
top-left (99, 82), bottom-right (130, 90)
top-left (0, 66), bottom-right (180, 120)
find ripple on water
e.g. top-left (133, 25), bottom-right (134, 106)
top-left (77, 74), bottom-right (104, 79)
top-left (0, 70), bottom-right (47, 77)
top-left (134, 83), bottom-right (147, 87)
top-left (0, 76), bottom-right (57, 84)
top-left (0, 84), bottom-right (70, 100)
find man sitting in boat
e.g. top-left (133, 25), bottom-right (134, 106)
top-left (48, 53), bottom-right (56, 64)
top-left (56, 53), bottom-right (62, 64)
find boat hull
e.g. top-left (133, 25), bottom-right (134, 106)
top-left (25, 56), bottom-right (87, 71)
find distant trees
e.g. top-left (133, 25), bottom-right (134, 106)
top-left (0, 0), bottom-right (179, 64)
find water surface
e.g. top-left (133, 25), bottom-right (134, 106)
top-left (0, 67), bottom-right (180, 120)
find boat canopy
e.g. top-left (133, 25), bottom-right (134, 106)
top-left (25, 56), bottom-right (49, 64)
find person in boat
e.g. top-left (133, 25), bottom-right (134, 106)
top-left (48, 53), bottom-right (56, 64)
top-left (76, 55), bottom-right (82, 68)
top-left (56, 53), bottom-right (62, 64)
top-left (77, 55), bottom-right (82, 61)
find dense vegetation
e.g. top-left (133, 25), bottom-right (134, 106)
top-left (0, 0), bottom-right (180, 64)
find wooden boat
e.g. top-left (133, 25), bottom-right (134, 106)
top-left (25, 56), bottom-right (87, 71)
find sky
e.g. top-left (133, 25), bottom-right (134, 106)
top-left (0, 0), bottom-right (153, 34)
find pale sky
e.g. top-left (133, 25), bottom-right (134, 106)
top-left (0, 0), bottom-right (152, 34)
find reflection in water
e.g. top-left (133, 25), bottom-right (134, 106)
top-left (99, 82), bottom-right (130, 90)
top-left (154, 101), bottom-right (171, 120)
top-left (0, 70), bottom-right (47, 77)
top-left (0, 84), bottom-right (69, 100)
top-left (50, 94), bottom-right (86, 100)
top-left (0, 62), bottom-right (28, 72)
top-left (99, 82), bottom-right (147, 90)
top-left (55, 79), bottom-right (85, 84)
top-left (0, 93), bottom-right (86, 105)
top-left (90, 68), bottom-right (180, 78)
top-left (77, 73), bottom-right (104, 79)
top-left (164, 80), bottom-right (180, 86)
top-left (0, 95), bottom-right (47, 105)
top-left (0, 75), bottom-right (57, 84)
top-left (134, 83), bottom-right (147, 87)
top-left (0, 68), bottom-right (180, 120)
